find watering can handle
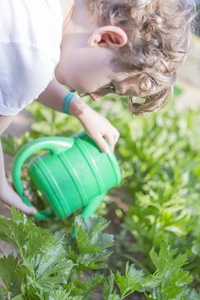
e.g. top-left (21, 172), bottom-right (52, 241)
top-left (11, 137), bottom-right (74, 220)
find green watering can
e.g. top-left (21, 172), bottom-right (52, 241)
top-left (11, 132), bottom-right (121, 221)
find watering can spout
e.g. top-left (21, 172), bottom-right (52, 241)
top-left (72, 193), bottom-right (105, 236)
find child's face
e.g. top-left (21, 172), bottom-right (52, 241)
top-left (55, 34), bottom-right (136, 101)
top-left (68, 65), bottom-right (134, 102)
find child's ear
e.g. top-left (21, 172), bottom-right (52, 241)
top-left (88, 26), bottom-right (128, 49)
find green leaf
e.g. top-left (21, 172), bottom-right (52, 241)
top-left (1, 134), bottom-right (18, 156)
top-left (72, 216), bottom-right (114, 270)
top-left (71, 274), bottom-right (106, 297)
top-left (114, 263), bottom-right (143, 298)
top-left (102, 274), bottom-right (114, 300)
top-left (144, 292), bottom-right (157, 300)
top-left (142, 275), bottom-right (161, 288)
top-left (142, 241), bottom-right (194, 299)
top-left (187, 289), bottom-right (200, 300)
top-left (25, 241), bottom-right (74, 292)
top-left (34, 289), bottom-right (80, 300)
top-left (48, 290), bottom-right (73, 300)
top-left (0, 285), bottom-right (6, 294)
top-left (0, 253), bottom-right (18, 288)
top-left (31, 121), bottom-right (54, 136)
top-left (154, 240), bottom-right (188, 275)
top-left (170, 269), bottom-right (193, 286)
top-left (0, 207), bottom-right (60, 260)
top-left (62, 233), bottom-right (79, 261)
top-left (11, 206), bottom-right (27, 223)
top-left (75, 216), bottom-right (114, 254)
top-left (11, 295), bottom-right (24, 300)
top-left (34, 243), bottom-right (71, 278)
top-left (149, 248), bottom-right (159, 269)
top-left (166, 286), bottom-right (186, 299)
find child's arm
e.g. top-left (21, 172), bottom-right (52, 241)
top-left (37, 79), bottom-right (119, 153)
top-left (0, 116), bottom-right (37, 214)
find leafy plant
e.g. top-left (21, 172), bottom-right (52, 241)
top-left (114, 104), bottom-right (200, 279)
top-left (2, 86), bottom-right (200, 296)
top-left (0, 207), bottom-right (113, 299)
top-left (0, 208), bottom-right (199, 300)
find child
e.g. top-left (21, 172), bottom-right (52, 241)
top-left (0, 0), bottom-right (196, 214)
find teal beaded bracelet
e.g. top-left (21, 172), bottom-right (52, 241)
top-left (63, 92), bottom-right (75, 114)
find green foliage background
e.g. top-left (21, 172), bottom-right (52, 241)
top-left (1, 87), bottom-right (200, 299)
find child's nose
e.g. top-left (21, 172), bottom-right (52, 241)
top-left (89, 93), bottom-right (102, 101)
top-left (90, 87), bottom-right (116, 101)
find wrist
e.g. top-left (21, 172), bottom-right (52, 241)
top-left (63, 92), bottom-right (75, 115)
top-left (67, 95), bottom-right (90, 119)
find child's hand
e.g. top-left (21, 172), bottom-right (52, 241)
top-left (0, 179), bottom-right (37, 215)
top-left (0, 137), bottom-right (37, 215)
top-left (77, 106), bottom-right (120, 153)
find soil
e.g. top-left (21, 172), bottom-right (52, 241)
top-left (1, 36), bottom-right (200, 299)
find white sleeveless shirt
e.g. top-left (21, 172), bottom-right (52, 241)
top-left (0, 0), bottom-right (63, 115)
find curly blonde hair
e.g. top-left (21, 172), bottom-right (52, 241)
top-left (85, 0), bottom-right (196, 115)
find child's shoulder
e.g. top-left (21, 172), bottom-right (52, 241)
top-left (0, 0), bottom-right (62, 56)
top-left (0, 0), bottom-right (63, 116)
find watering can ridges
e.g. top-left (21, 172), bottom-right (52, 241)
top-left (106, 152), bottom-right (121, 185)
top-left (78, 131), bottom-right (121, 185)
top-left (75, 138), bottom-right (106, 194)
top-left (35, 158), bottom-right (70, 217)
top-left (58, 153), bottom-right (89, 207)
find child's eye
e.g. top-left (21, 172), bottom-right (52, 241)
top-left (105, 85), bottom-right (116, 93)
top-left (110, 85), bottom-right (116, 93)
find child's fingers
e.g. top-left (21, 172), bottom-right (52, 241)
top-left (22, 181), bottom-right (27, 189)
top-left (4, 196), bottom-right (37, 215)
top-left (104, 133), bottom-right (114, 152)
top-left (7, 178), bottom-right (36, 213)
top-left (113, 129), bottom-right (120, 144)
top-left (22, 181), bottom-right (35, 202)
top-left (106, 130), bottom-right (120, 151)
top-left (93, 134), bottom-right (110, 153)
top-left (14, 200), bottom-right (37, 215)
top-left (92, 129), bottom-right (120, 153)
top-left (23, 190), bottom-right (34, 202)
